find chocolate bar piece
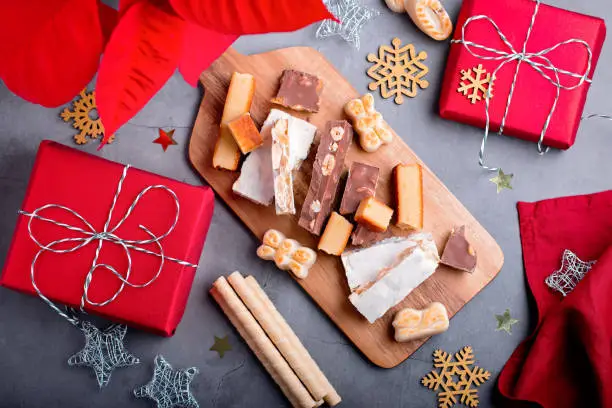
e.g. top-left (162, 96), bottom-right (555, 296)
top-left (299, 120), bottom-right (353, 235)
top-left (339, 162), bottom-right (379, 215)
top-left (271, 70), bottom-right (323, 113)
top-left (440, 225), bottom-right (477, 273)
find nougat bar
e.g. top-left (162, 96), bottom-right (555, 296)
top-left (271, 119), bottom-right (295, 215)
top-left (298, 120), bottom-right (353, 235)
top-left (271, 70), bottom-right (323, 113)
top-left (339, 162), bottom-right (380, 215)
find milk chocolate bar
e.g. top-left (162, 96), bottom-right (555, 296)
top-left (299, 120), bottom-right (353, 235)
top-left (339, 162), bottom-right (379, 215)
top-left (440, 225), bottom-right (477, 273)
top-left (351, 224), bottom-right (391, 247)
top-left (271, 70), bottom-right (323, 113)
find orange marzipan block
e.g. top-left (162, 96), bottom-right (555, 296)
top-left (318, 212), bottom-right (353, 255)
top-left (228, 113), bottom-right (263, 154)
top-left (395, 163), bottom-right (423, 230)
top-left (354, 196), bottom-right (393, 233)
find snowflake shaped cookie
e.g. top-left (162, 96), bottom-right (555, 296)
top-left (60, 88), bottom-right (114, 145)
top-left (545, 249), bottom-right (596, 297)
top-left (367, 37), bottom-right (429, 104)
top-left (68, 322), bottom-right (140, 388)
top-left (421, 346), bottom-right (490, 408)
top-left (457, 64), bottom-right (494, 104)
top-left (316, 0), bottom-right (379, 49)
top-left (135, 355), bottom-right (199, 408)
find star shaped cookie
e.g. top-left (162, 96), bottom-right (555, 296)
top-left (68, 321), bottom-right (140, 387)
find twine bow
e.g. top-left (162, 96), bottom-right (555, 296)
top-left (18, 165), bottom-right (197, 326)
top-left (451, 0), bottom-right (593, 171)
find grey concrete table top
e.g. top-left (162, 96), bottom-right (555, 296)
top-left (1, 1), bottom-right (611, 407)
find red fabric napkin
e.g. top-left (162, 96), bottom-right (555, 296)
top-left (498, 190), bottom-right (612, 407)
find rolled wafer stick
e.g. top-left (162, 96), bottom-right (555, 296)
top-left (210, 276), bottom-right (320, 408)
top-left (245, 275), bottom-right (342, 406)
top-left (228, 272), bottom-right (328, 401)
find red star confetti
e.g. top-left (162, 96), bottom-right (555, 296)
top-left (153, 128), bottom-right (178, 151)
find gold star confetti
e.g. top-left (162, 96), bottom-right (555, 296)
top-left (489, 169), bottom-right (513, 193)
top-left (495, 309), bottom-right (519, 335)
top-left (210, 335), bottom-right (232, 358)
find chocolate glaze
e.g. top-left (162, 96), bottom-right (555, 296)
top-left (298, 120), bottom-right (353, 235)
top-left (339, 162), bottom-right (380, 215)
top-left (271, 70), bottom-right (323, 113)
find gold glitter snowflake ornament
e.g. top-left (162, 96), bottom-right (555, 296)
top-left (421, 346), bottom-right (490, 408)
top-left (60, 88), bottom-right (114, 145)
top-left (457, 64), bottom-right (494, 104)
top-left (366, 37), bottom-right (429, 104)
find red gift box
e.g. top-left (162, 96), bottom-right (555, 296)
top-left (440, 0), bottom-right (606, 150)
top-left (0, 141), bottom-right (215, 336)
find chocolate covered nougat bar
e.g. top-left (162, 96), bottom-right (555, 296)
top-left (299, 120), bottom-right (353, 235)
top-left (271, 70), bottom-right (323, 113)
top-left (339, 162), bottom-right (380, 215)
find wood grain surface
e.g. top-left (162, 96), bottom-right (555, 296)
top-left (189, 47), bottom-right (504, 368)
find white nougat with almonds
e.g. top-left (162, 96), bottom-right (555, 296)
top-left (232, 109), bottom-right (317, 206)
top-left (341, 233), bottom-right (440, 323)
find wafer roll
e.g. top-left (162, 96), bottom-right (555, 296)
top-left (245, 275), bottom-right (342, 406)
top-left (228, 272), bottom-right (328, 400)
top-left (211, 276), bottom-right (320, 408)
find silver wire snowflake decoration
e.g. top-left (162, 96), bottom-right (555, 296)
top-left (315, 0), bottom-right (379, 49)
top-left (134, 355), bottom-right (200, 408)
top-left (545, 249), bottom-right (596, 297)
top-left (68, 321), bottom-right (140, 387)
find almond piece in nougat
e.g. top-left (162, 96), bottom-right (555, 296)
top-left (395, 163), bottom-right (423, 230)
top-left (355, 196), bottom-right (393, 233)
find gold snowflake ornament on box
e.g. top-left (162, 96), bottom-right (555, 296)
top-left (366, 37), bottom-right (429, 104)
top-left (458, 64), bottom-right (494, 104)
top-left (421, 346), bottom-right (490, 408)
top-left (60, 88), bottom-right (114, 145)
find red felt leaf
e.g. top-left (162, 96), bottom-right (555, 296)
top-left (169, 0), bottom-right (334, 35)
top-left (96, 0), bottom-right (186, 144)
top-left (0, 0), bottom-right (104, 107)
top-left (179, 24), bottom-right (237, 87)
top-left (98, 1), bottom-right (119, 44)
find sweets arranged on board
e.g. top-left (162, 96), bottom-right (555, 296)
top-left (344, 93), bottom-right (392, 153)
top-left (441, 225), bottom-right (477, 273)
top-left (299, 120), bottom-right (353, 235)
top-left (342, 234), bottom-right (440, 323)
top-left (227, 112), bottom-right (263, 154)
top-left (211, 273), bottom-right (340, 408)
top-left (395, 163), bottom-right (423, 230)
top-left (213, 72), bottom-right (255, 170)
top-left (339, 162), bottom-right (380, 215)
top-left (355, 196), bottom-right (394, 233)
top-left (318, 212), bottom-right (353, 256)
top-left (271, 69), bottom-right (323, 113)
top-left (392, 302), bottom-right (449, 342)
top-left (257, 229), bottom-right (317, 279)
top-left (385, 0), bottom-right (453, 41)
top-left (232, 109), bottom-right (317, 206)
top-left (211, 68), bottom-right (480, 345)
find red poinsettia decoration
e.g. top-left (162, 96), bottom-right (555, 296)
top-left (0, 0), bottom-right (333, 144)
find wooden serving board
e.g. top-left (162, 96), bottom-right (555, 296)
top-left (189, 47), bottom-right (504, 368)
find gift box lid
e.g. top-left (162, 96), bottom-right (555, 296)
top-left (0, 140), bottom-right (215, 336)
top-left (440, 0), bottom-right (606, 150)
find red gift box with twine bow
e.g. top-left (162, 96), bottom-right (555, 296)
top-left (0, 141), bottom-right (214, 336)
top-left (439, 0), bottom-right (606, 154)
